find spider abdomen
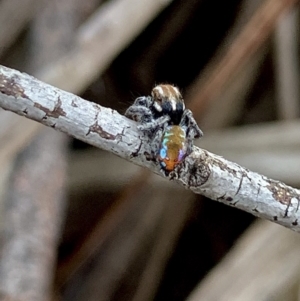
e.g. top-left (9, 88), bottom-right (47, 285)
top-left (158, 125), bottom-right (188, 172)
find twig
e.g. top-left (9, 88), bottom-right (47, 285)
top-left (0, 65), bottom-right (300, 232)
top-left (0, 0), bottom-right (175, 165)
top-left (0, 1), bottom-right (74, 299)
top-left (198, 121), bottom-right (300, 186)
top-left (68, 121), bottom-right (300, 193)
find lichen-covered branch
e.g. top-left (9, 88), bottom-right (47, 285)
top-left (0, 64), bottom-right (300, 232)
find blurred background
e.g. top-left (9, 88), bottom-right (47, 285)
top-left (0, 0), bottom-right (300, 300)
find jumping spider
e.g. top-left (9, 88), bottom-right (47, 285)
top-left (125, 84), bottom-right (203, 175)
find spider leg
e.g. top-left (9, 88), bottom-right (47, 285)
top-left (180, 109), bottom-right (203, 139)
top-left (138, 115), bottom-right (170, 132)
top-left (125, 105), bottom-right (153, 123)
top-left (179, 109), bottom-right (203, 155)
top-left (125, 96), bottom-right (154, 122)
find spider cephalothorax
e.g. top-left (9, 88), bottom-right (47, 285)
top-left (125, 84), bottom-right (203, 175)
top-left (151, 84), bottom-right (185, 125)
